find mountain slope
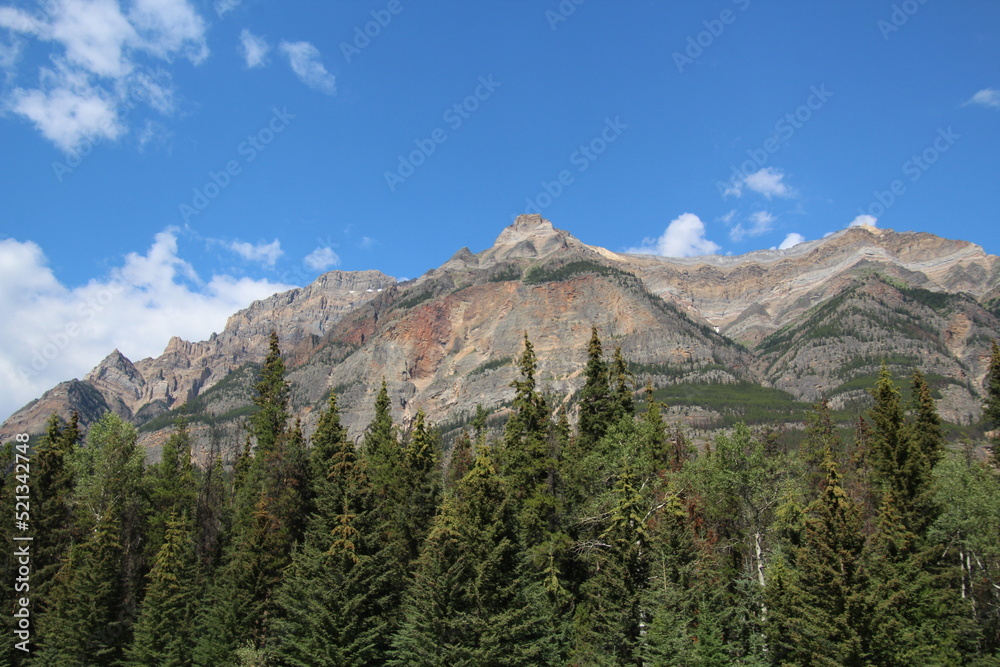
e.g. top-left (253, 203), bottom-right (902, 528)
top-left (3, 215), bottom-right (999, 450)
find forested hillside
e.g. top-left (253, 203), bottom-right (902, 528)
top-left (3, 330), bottom-right (1000, 666)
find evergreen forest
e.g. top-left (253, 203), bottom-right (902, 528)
top-left (3, 330), bottom-right (1000, 666)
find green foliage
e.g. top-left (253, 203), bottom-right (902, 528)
top-left (522, 259), bottom-right (632, 285)
top-left (139, 363), bottom-right (260, 432)
top-left (127, 515), bottom-right (197, 666)
top-left (391, 454), bottom-right (554, 665)
top-left (34, 516), bottom-right (127, 665)
top-left (41, 411), bottom-right (150, 663)
top-left (12, 329), bottom-right (1000, 666)
top-left (859, 494), bottom-right (971, 665)
top-left (930, 451), bottom-right (1000, 658)
top-left (393, 288), bottom-right (436, 310)
top-left (467, 355), bottom-right (512, 377)
top-left (985, 340), bottom-right (1000, 456)
top-left (577, 327), bottom-right (614, 449)
top-left (484, 264), bottom-right (523, 282)
top-left (651, 380), bottom-right (815, 427)
top-left (251, 331), bottom-right (290, 455)
top-left (147, 418), bottom-right (197, 560)
top-left (766, 462), bottom-right (867, 666)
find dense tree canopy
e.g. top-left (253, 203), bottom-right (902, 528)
top-left (2, 333), bottom-right (998, 666)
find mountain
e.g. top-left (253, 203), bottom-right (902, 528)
top-left (4, 215), bottom-right (999, 452)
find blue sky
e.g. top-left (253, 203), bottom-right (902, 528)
top-left (1, 0), bottom-right (998, 421)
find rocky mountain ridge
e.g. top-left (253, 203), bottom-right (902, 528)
top-left (3, 215), bottom-right (999, 451)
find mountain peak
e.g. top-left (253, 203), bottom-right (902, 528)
top-left (494, 214), bottom-right (556, 246)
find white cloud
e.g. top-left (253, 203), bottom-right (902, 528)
top-left (239, 28), bottom-right (269, 68)
top-left (1, 0), bottom-right (208, 151)
top-left (963, 88), bottom-right (1000, 109)
top-left (744, 168), bottom-right (791, 199)
top-left (0, 7), bottom-right (43, 34)
top-left (730, 210), bottom-right (775, 242)
top-left (723, 167), bottom-right (792, 199)
top-left (11, 70), bottom-right (124, 151)
top-left (0, 229), bottom-right (293, 422)
top-left (279, 40), bottom-right (335, 94)
top-left (304, 246), bottom-right (340, 271)
top-left (128, 0), bottom-right (209, 64)
top-left (228, 239), bottom-right (283, 267)
top-left (778, 233), bottom-right (805, 250)
top-left (627, 213), bottom-right (721, 258)
top-left (848, 214), bottom-right (878, 228)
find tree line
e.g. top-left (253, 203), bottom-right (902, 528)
top-left (2, 331), bottom-right (1000, 666)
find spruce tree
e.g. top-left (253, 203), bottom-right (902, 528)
top-left (643, 494), bottom-right (728, 665)
top-left (570, 464), bottom-right (649, 664)
top-left (270, 393), bottom-right (398, 665)
top-left (860, 493), bottom-right (970, 665)
top-left (34, 512), bottom-right (126, 666)
top-left (147, 417), bottom-right (197, 559)
top-left (985, 340), bottom-right (1000, 464)
top-left (30, 413), bottom-right (79, 611)
top-left (401, 410), bottom-right (442, 560)
top-left (499, 333), bottom-right (559, 559)
top-left (36, 412), bottom-right (148, 662)
top-left (446, 430), bottom-right (474, 489)
top-left (127, 515), bottom-right (197, 666)
top-left (577, 327), bottom-right (613, 448)
top-left (766, 459), bottom-right (867, 666)
top-left (390, 452), bottom-right (553, 665)
top-left (801, 399), bottom-right (842, 497)
top-left (869, 362), bottom-right (906, 492)
top-left (194, 336), bottom-right (306, 662)
top-left (251, 331), bottom-right (290, 456)
top-left (610, 344), bottom-right (635, 421)
top-left (364, 378), bottom-right (402, 498)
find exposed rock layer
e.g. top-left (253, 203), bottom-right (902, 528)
top-left (3, 215), bottom-right (999, 449)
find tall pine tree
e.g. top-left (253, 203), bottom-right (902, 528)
top-left (390, 451), bottom-right (553, 665)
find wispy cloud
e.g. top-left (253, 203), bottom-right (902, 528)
top-left (627, 213), bottom-right (721, 258)
top-left (304, 246), bottom-right (340, 271)
top-left (723, 167), bottom-right (793, 199)
top-left (1, 0), bottom-right (209, 152)
top-left (239, 28), bottom-right (269, 68)
top-left (730, 210), bottom-right (775, 242)
top-left (279, 40), bottom-right (334, 94)
top-left (963, 88), bottom-right (1000, 109)
top-left (228, 239), bottom-right (283, 267)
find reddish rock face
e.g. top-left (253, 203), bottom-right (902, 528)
top-left (3, 215), bottom-right (999, 450)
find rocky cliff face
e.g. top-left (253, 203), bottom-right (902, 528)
top-left (1, 269), bottom-right (394, 441)
top-left (3, 215), bottom-right (999, 451)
